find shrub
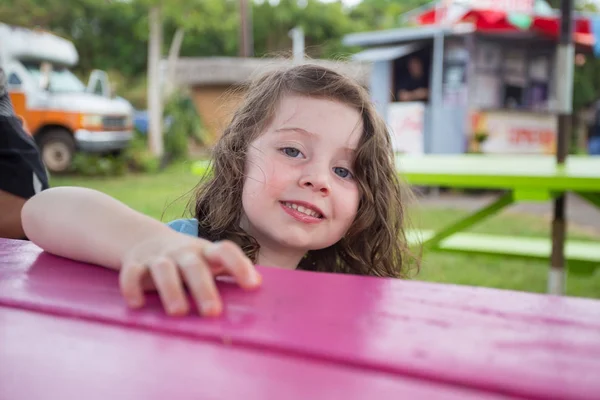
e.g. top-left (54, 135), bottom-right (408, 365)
top-left (163, 90), bottom-right (208, 161)
top-left (70, 153), bottom-right (128, 177)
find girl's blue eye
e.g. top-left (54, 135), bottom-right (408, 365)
top-left (281, 147), bottom-right (302, 158)
top-left (334, 167), bottom-right (352, 179)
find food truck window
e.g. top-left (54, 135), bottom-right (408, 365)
top-left (473, 41), bottom-right (552, 112)
top-left (472, 41), bottom-right (502, 108)
top-left (393, 47), bottom-right (432, 103)
top-left (526, 54), bottom-right (550, 110)
top-left (499, 49), bottom-right (551, 110)
top-left (501, 49), bottom-right (526, 109)
top-left (503, 85), bottom-right (524, 108)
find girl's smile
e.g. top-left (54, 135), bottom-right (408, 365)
top-left (280, 200), bottom-right (325, 223)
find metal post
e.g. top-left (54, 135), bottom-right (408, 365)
top-left (239, 0), bottom-right (253, 57)
top-left (288, 27), bottom-right (304, 63)
top-left (147, 5), bottom-right (163, 157)
top-left (549, 0), bottom-right (574, 295)
top-left (429, 29), bottom-right (445, 154)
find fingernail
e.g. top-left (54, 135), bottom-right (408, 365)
top-left (201, 300), bottom-right (219, 316)
top-left (129, 297), bottom-right (143, 308)
top-left (203, 243), bottom-right (218, 257)
top-left (249, 271), bottom-right (261, 286)
top-left (169, 300), bottom-right (188, 315)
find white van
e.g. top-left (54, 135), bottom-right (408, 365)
top-left (1, 23), bottom-right (134, 172)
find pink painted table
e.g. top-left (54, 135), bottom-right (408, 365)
top-left (1, 239), bottom-right (600, 400)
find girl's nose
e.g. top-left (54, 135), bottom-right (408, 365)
top-left (299, 171), bottom-right (331, 195)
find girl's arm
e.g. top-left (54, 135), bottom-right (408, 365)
top-left (21, 187), bottom-right (261, 316)
top-left (22, 186), bottom-right (174, 269)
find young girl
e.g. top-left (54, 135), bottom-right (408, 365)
top-left (21, 63), bottom-right (415, 318)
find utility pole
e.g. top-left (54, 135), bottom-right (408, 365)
top-left (147, 5), bottom-right (163, 157)
top-left (549, 0), bottom-right (574, 295)
top-left (239, 0), bottom-right (253, 57)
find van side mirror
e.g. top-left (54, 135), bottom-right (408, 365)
top-left (86, 69), bottom-right (111, 98)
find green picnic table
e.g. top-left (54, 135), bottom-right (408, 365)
top-left (396, 154), bottom-right (600, 276)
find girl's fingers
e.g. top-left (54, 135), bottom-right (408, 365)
top-left (119, 239), bottom-right (258, 317)
top-left (148, 257), bottom-right (189, 316)
top-left (119, 262), bottom-right (148, 309)
top-left (176, 252), bottom-right (222, 317)
top-left (202, 241), bottom-right (262, 289)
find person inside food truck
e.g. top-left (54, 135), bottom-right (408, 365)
top-left (397, 56), bottom-right (429, 103)
top-left (0, 68), bottom-right (49, 239)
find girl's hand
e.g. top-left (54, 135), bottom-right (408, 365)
top-left (119, 232), bottom-right (261, 317)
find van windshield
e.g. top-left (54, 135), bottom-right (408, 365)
top-left (24, 62), bottom-right (86, 93)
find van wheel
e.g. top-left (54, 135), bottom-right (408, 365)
top-left (38, 130), bottom-right (76, 173)
top-left (108, 149), bottom-right (123, 157)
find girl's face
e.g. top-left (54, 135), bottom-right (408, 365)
top-left (241, 94), bottom-right (362, 262)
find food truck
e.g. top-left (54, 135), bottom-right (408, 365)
top-left (1, 23), bottom-right (134, 172)
top-left (343, 0), bottom-right (597, 155)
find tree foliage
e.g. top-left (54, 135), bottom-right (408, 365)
top-left (0, 0), bottom-right (430, 75)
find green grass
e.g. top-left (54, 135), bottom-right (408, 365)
top-left (49, 161), bottom-right (600, 299)
top-left (52, 160), bottom-right (201, 223)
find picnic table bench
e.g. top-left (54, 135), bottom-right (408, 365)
top-left (2, 238), bottom-right (600, 399)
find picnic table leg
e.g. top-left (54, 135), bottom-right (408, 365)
top-left (549, 194), bottom-right (567, 295)
top-left (422, 192), bottom-right (514, 250)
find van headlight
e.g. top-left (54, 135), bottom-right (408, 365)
top-left (81, 114), bottom-right (103, 128)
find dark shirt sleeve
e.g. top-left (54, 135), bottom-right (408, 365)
top-left (0, 69), bottom-right (50, 199)
top-left (398, 75), bottom-right (429, 92)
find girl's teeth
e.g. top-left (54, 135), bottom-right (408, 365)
top-left (284, 202), bottom-right (321, 218)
